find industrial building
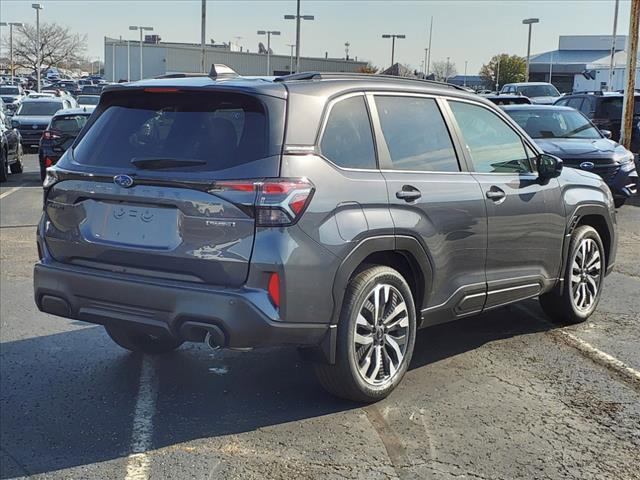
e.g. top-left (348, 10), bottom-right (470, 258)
top-left (103, 37), bottom-right (368, 81)
top-left (529, 35), bottom-right (640, 93)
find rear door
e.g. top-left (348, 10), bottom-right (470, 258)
top-left (446, 99), bottom-right (566, 308)
top-left (43, 88), bottom-right (286, 287)
top-left (370, 93), bottom-right (488, 324)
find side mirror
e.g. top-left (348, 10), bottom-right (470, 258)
top-left (537, 153), bottom-right (563, 180)
top-left (600, 129), bottom-right (612, 139)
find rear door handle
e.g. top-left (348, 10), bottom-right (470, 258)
top-left (485, 187), bottom-right (506, 201)
top-left (396, 186), bottom-right (422, 202)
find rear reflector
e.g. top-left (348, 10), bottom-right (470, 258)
top-left (268, 272), bottom-right (280, 308)
top-left (211, 178), bottom-right (315, 226)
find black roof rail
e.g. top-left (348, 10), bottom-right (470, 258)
top-left (274, 71), bottom-right (467, 91)
top-left (569, 90), bottom-right (604, 95)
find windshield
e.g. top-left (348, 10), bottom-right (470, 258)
top-left (51, 115), bottom-right (89, 135)
top-left (17, 102), bottom-right (63, 116)
top-left (508, 108), bottom-right (602, 139)
top-left (0, 86), bottom-right (20, 95)
top-left (78, 96), bottom-right (100, 105)
top-left (73, 91), bottom-right (274, 173)
top-left (516, 85), bottom-right (560, 97)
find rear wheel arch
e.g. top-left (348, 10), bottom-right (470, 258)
top-left (331, 235), bottom-right (433, 325)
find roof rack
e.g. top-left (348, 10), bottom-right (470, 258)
top-left (155, 64), bottom-right (240, 80)
top-left (274, 71), bottom-right (467, 91)
top-left (570, 90), bottom-right (605, 95)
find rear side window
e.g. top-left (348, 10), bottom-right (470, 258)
top-left (320, 96), bottom-right (376, 169)
top-left (375, 96), bottom-right (459, 172)
top-left (73, 92), bottom-right (274, 173)
top-left (51, 115), bottom-right (89, 135)
top-left (566, 97), bottom-right (583, 110)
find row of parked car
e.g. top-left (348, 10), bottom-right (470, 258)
top-left (481, 82), bottom-right (639, 207)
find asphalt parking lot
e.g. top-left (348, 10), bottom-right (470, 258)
top-left (1, 155), bottom-right (639, 480)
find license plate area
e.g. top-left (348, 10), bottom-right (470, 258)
top-left (82, 200), bottom-right (181, 249)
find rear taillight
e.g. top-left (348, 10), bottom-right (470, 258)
top-left (42, 130), bottom-right (61, 140)
top-left (44, 156), bottom-right (53, 167)
top-left (211, 178), bottom-right (315, 226)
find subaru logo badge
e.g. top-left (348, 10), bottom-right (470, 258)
top-left (114, 174), bottom-right (134, 188)
top-left (32, 124), bottom-right (39, 130)
top-left (579, 161), bottom-right (595, 170)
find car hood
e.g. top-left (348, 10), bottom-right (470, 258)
top-left (13, 115), bottom-right (52, 126)
top-left (533, 137), bottom-right (627, 159)
top-left (529, 96), bottom-right (561, 105)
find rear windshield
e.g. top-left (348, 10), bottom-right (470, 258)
top-left (78, 95), bottom-right (100, 105)
top-left (81, 86), bottom-right (103, 94)
top-left (72, 91), bottom-right (276, 173)
top-left (17, 102), bottom-right (63, 116)
top-left (596, 97), bottom-right (640, 119)
top-left (0, 86), bottom-right (20, 95)
top-left (51, 115), bottom-right (89, 135)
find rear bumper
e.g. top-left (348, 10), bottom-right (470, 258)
top-left (34, 260), bottom-right (330, 350)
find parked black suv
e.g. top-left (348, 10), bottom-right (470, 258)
top-left (554, 92), bottom-right (640, 155)
top-left (503, 104), bottom-right (637, 207)
top-left (34, 69), bottom-right (617, 402)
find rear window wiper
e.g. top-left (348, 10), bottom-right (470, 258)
top-left (131, 157), bottom-right (207, 169)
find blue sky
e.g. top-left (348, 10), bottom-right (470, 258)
top-left (1, 0), bottom-right (633, 74)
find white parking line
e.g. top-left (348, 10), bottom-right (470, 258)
top-left (0, 187), bottom-right (21, 200)
top-left (515, 304), bottom-right (640, 388)
top-left (125, 356), bottom-right (158, 480)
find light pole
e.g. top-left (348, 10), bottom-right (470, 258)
top-left (286, 43), bottom-right (295, 74)
top-left (0, 22), bottom-right (25, 84)
top-left (423, 48), bottom-right (429, 76)
top-left (129, 25), bottom-right (153, 80)
top-left (257, 30), bottom-right (281, 75)
top-left (608, 0), bottom-right (620, 91)
top-left (464, 60), bottom-right (468, 86)
top-left (127, 40), bottom-right (131, 81)
top-left (201, 0), bottom-right (207, 73)
top-left (445, 56), bottom-right (450, 82)
top-left (32, 3), bottom-right (43, 92)
top-left (284, 0), bottom-right (314, 74)
top-left (495, 56), bottom-right (501, 92)
top-left (426, 16), bottom-right (433, 76)
top-left (381, 34), bottom-right (406, 69)
top-left (522, 18), bottom-right (539, 82)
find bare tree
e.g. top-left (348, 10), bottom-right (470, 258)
top-left (431, 60), bottom-right (457, 82)
top-left (8, 23), bottom-right (87, 73)
top-left (357, 63), bottom-right (379, 74)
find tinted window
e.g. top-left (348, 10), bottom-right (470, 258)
top-left (449, 101), bottom-right (530, 174)
top-left (51, 115), bottom-right (89, 135)
top-left (580, 96), bottom-right (595, 115)
top-left (507, 108), bottom-right (601, 139)
top-left (17, 102), bottom-right (63, 116)
top-left (375, 96), bottom-right (459, 172)
top-left (566, 97), bottom-right (583, 110)
top-left (77, 95), bottom-right (100, 105)
top-left (320, 96), bottom-right (376, 169)
top-left (73, 91), bottom-right (272, 173)
top-left (596, 96), bottom-right (640, 118)
top-left (0, 86), bottom-right (20, 95)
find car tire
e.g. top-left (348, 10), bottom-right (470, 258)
top-left (9, 145), bottom-right (23, 174)
top-left (539, 225), bottom-right (605, 325)
top-left (0, 148), bottom-right (8, 183)
top-left (614, 198), bottom-right (626, 209)
top-left (105, 325), bottom-right (184, 354)
top-left (314, 265), bottom-right (417, 403)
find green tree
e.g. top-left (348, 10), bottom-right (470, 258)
top-left (479, 54), bottom-right (526, 90)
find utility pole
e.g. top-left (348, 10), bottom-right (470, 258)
top-left (549, 51), bottom-right (553, 83)
top-left (464, 60), bottom-right (468, 86)
top-left (620, 0), bottom-right (639, 150)
top-left (112, 41), bottom-right (116, 81)
top-left (608, 0), bottom-right (620, 91)
top-left (423, 48), bottom-right (428, 76)
top-left (495, 56), bottom-right (501, 92)
top-left (127, 40), bottom-right (130, 81)
top-left (427, 16), bottom-right (433, 76)
top-left (0, 22), bottom-right (25, 85)
top-left (201, 0), bottom-right (206, 73)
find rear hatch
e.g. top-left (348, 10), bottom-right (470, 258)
top-left (44, 113), bottom-right (90, 154)
top-left (43, 85), bottom-right (286, 287)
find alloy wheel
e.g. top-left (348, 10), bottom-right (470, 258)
top-left (571, 238), bottom-right (602, 312)
top-left (353, 283), bottom-right (410, 386)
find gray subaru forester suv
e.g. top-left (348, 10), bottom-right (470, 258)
top-left (34, 68), bottom-right (617, 402)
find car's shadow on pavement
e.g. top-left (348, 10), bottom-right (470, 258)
top-left (0, 301), bottom-right (554, 479)
top-left (2, 169), bottom-right (42, 188)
